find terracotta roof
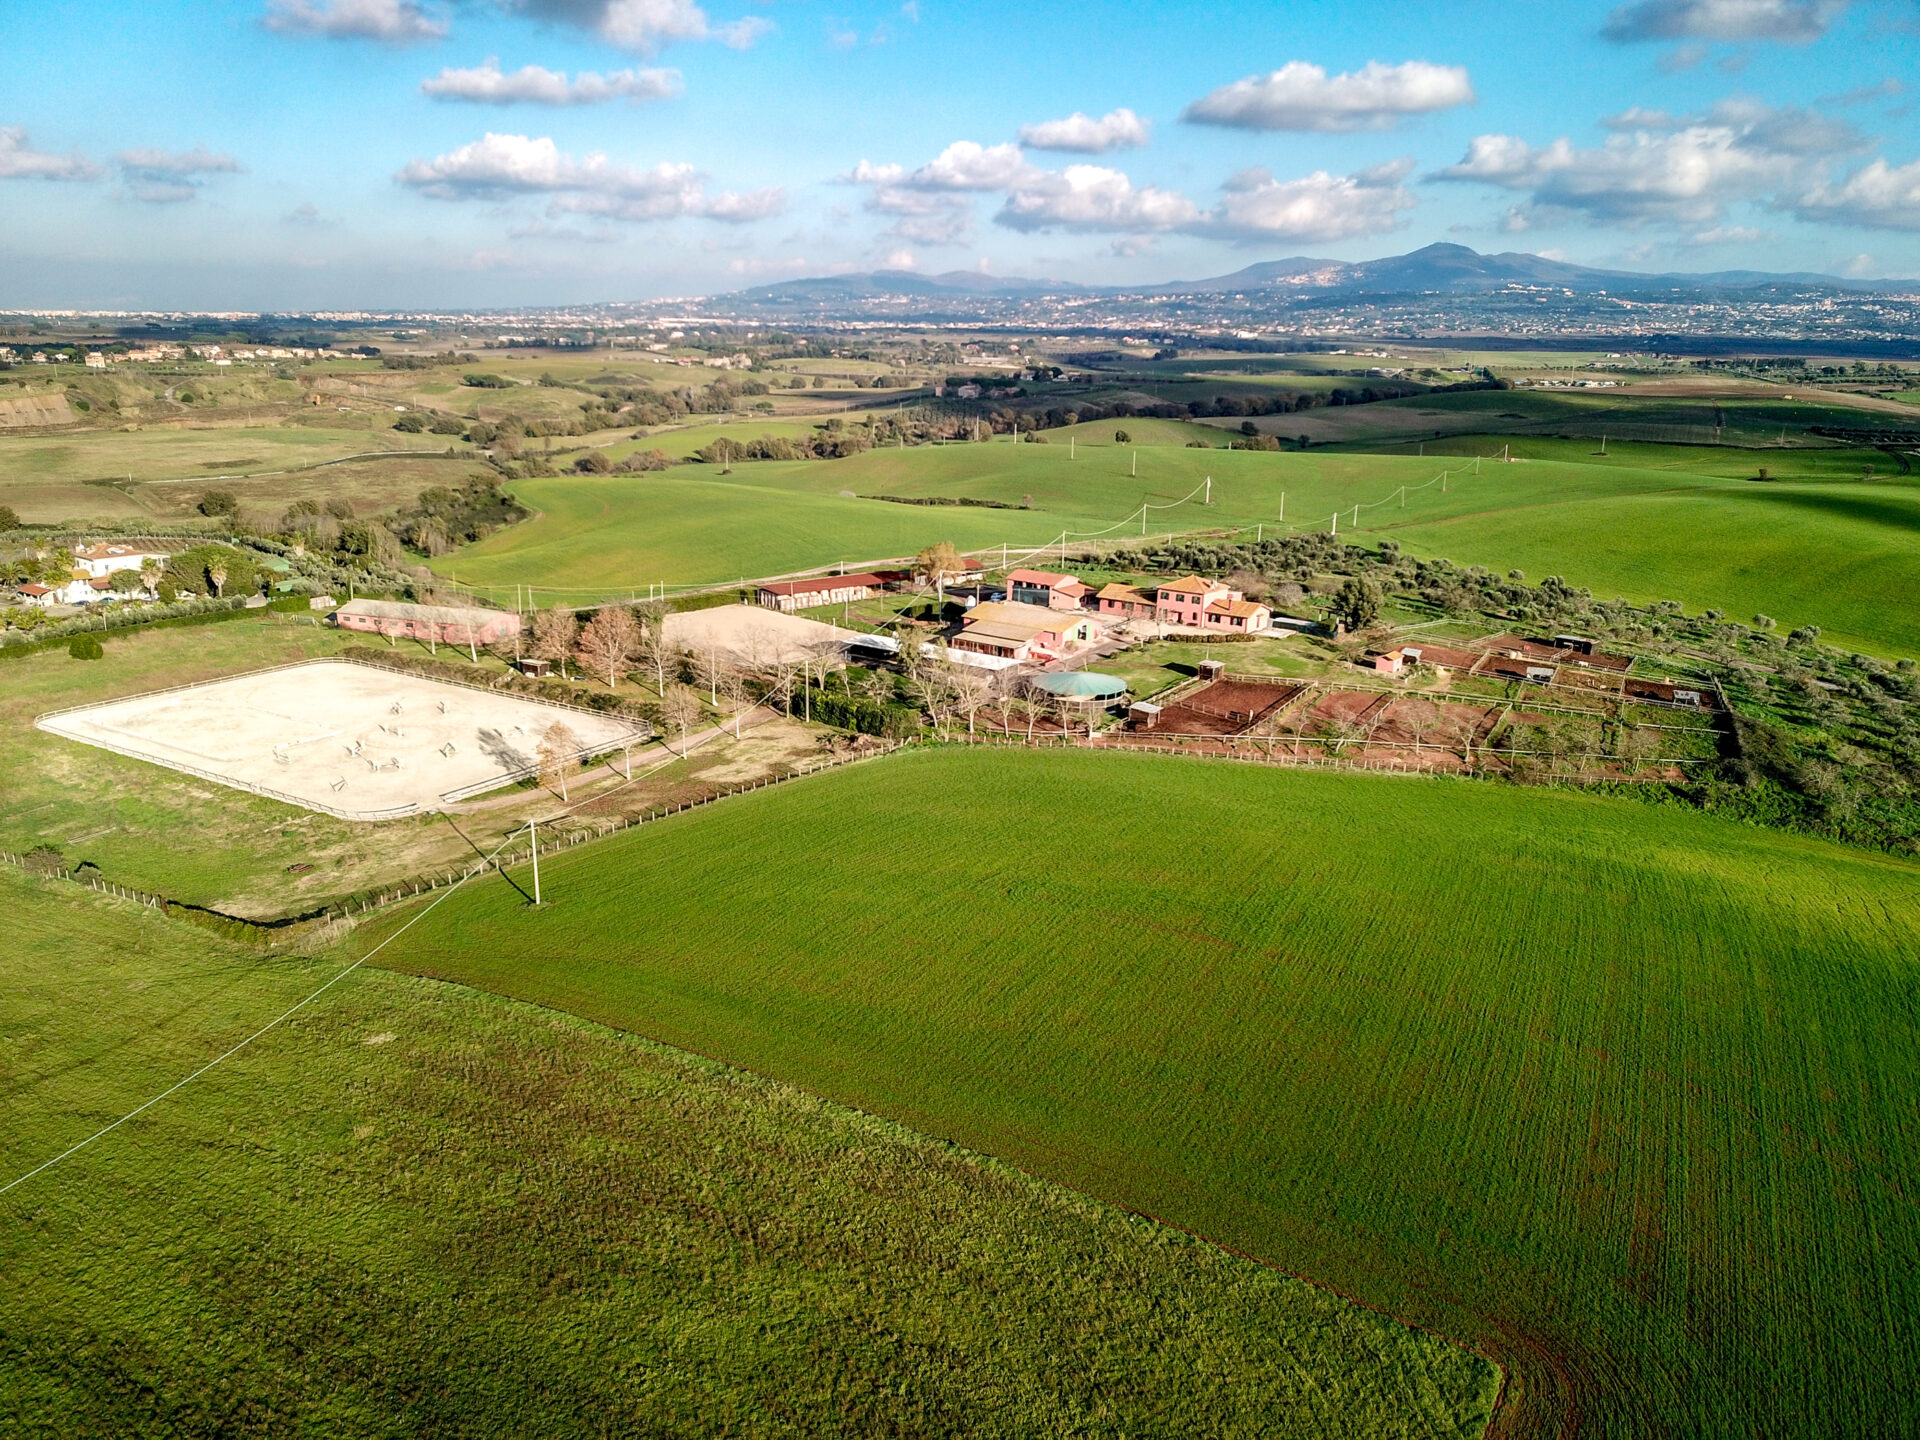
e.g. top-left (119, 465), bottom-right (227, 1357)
top-left (956, 619), bottom-right (1052, 644)
top-left (1006, 568), bottom-right (1074, 587)
top-left (964, 599), bottom-right (1076, 630)
top-left (1097, 582), bottom-right (1149, 602)
top-left (1057, 580), bottom-right (1093, 599)
top-left (758, 572), bottom-right (887, 597)
top-left (18, 583), bottom-right (50, 596)
top-left (1159, 574), bottom-right (1223, 594)
top-left (1208, 598), bottom-right (1268, 619)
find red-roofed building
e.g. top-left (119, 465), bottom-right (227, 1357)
top-left (1095, 582), bottom-right (1154, 619)
top-left (1154, 575), bottom-right (1272, 634)
top-left (1006, 568), bottom-right (1083, 609)
top-left (756, 572), bottom-right (890, 613)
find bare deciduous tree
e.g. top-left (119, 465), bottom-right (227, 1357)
top-left (538, 720), bottom-right (580, 800)
top-left (950, 663), bottom-right (992, 735)
top-left (691, 643), bottom-right (726, 706)
top-left (661, 684), bottom-right (702, 756)
top-left (718, 665), bottom-right (754, 738)
top-left (633, 619), bottom-right (671, 695)
top-left (576, 607), bottom-right (640, 690)
top-left (533, 605), bottom-right (579, 680)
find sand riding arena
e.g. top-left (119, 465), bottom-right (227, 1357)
top-left (37, 659), bottom-right (646, 821)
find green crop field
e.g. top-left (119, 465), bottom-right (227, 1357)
top-left (0, 869), bottom-right (1497, 1437)
top-left (436, 436), bottom-right (1920, 656)
top-left (373, 747), bottom-right (1920, 1439)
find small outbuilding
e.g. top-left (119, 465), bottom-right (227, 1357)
top-left (331, 598), bottom-right (522, 647)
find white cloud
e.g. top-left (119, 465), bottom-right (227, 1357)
top-left (902, 140), bottom-right (1036, 191)
top-left (997, 164), bottom-right (1201, 233)
top-left (0, 126), bottom-right (100, 181)
top-left (838, 141), bottom-right (1040, 243)
top-left (114, 146), bottom-right (242, 203)
top-left (422, 59), bottom-right (681, 104)
top-left (1688, 223), bottom-right (1769, 242)
top-left (1018, 108), bottom-right (1150, 153)
top-left (1202, 160), bottom-right (1416, 242)
top-left (395, 132), bottom-right (783, 222)
top-left (1793, 157), bottom-right (1920, 230)
top-left (1182, 60), bottom-right (1473, 133)
top-left (1602, 0), bottom-right (1846, 42)
top-left (505, 0), bottom-right (770, 55)
top-left (1434, 102), bottom-right (1865, 225)
top-left (264, 0), bottom-right (447, 43)
top-left (881, 247), bottom-right (917, 269)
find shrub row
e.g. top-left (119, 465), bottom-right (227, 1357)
top-left (0, 598), bottom-right (256, 661)
top-left (791, 689), bottom-right (920, 738)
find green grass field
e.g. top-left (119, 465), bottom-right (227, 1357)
top-left (434, 437), bottom-right (1920, 656)
top-left (0, 869), bottom-right (1498, 1437)
top-left (372, 747), bottom-right (1920, 1439)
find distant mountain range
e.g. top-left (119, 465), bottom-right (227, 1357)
top-left (733, 243), bottom-right (1904, 305)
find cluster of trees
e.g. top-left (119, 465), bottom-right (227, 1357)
top-left (380, 351), bottom-right (477, 371)
top-left (162, 543), bottom-right (261, 600)
top-left (388, 479), bottom-right (528, 555)
top-left (277, 500), bottom-right (407, 570)
top-left (693, 427), bottom-right (876, 465)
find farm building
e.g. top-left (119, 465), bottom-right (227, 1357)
top-left (910, 555), bottom-right (983, 588)
top-left (331, 598), bottom-right (522, 647)
top-left (1006, 569), bottom-right (1089, 610)
top-left (1477, 633), bottom-right (1632, 674)
top-left (951, 600), bottom-right (1105, 663)
top-left (1095, 582), bottom-right (1155, 619)
top-left (1154, 575), bottom-right (1272, 634)
top-left (756, 573), bottom-right (890, 613)
top-left (72, 542), bottom-right (171, 579)
top-left (1626, 678), bottom-right (1716, 709)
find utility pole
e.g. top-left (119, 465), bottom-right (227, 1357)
top-left (1279, 490), bottom-right (1285, 523)
top-left (1204, 476), bottom-right (1212, 505)
top-left (1069, 436), bottom-right (1075, 459)
top-left (1331, 512), bottom-right (1337, 536)
top-left (528, 818), bottom-right (541, 906)
top-left (1131, 450), bottom-right (1137, 477)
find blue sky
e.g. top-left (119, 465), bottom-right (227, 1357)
top-left (3, 0), bottom-right (1918, 308)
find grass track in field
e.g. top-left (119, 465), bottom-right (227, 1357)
top-left (374, 746), bottom-right (1920, 1439)
top-left (0, 869), bottom-right (1497, 1438)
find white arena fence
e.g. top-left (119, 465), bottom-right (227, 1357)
top-left (33, 656), bottom-right (653, 822)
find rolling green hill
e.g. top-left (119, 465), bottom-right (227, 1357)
top-left (0, 868), bottom-right (1497, 1437)
top-left (437, 437), bottom-right (1920, 656)
top-left (376, 747), bottom-right (1920, 1439)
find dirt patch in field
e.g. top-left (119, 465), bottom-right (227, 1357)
top-left (1147, 678), bottom-right (1306, 735)
top-left (0, 393), bottom-right (77, 429)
